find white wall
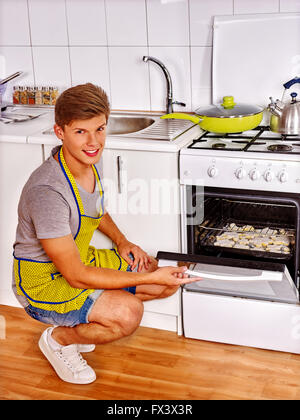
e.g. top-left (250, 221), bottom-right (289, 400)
top-left (0, 0), bottom-right (299, 112)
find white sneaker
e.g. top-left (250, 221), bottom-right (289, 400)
top-left (39, 328), bottom-right (96, 384)
top-left (77, 344), bottom-right (96, 353)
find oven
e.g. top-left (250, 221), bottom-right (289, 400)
top-left (157, 127), bottom-right (300, 353)
top-left (182, 187), bottom-right (300, 304)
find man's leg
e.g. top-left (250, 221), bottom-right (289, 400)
top-left (38, 290), bottom-right (144, 384)
top-left (52, 256), bottom-right (178, 346)
top-left (52, 289), bottom-right (144, 346)
top-left (41, 259), bottom-right (179, 384)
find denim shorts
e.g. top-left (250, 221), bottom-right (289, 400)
top-left (24, 264), bottom-right (137, 328)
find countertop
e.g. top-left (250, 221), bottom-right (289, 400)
top-left (0, 106), bottom-right (201, 153)
top-left (0, 108), bottom-right (54, 144)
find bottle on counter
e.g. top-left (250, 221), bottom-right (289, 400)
top-left (50, 86), bottom-right (59, 105)
top-left (42, 86), bottom-right (51, 105)
top-left (27, 86), bottom-right (35, 105)
top-left (13, 86), bottom-right (20, 104)
top-left (34, 86), bottom-right (43, 105)
top-left (19, 86), bottom-right (28, 105)
top-left (11, 85), bottom-right (59, 106)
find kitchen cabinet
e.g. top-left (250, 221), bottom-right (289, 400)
top-left (102, 147), bottom-right (182, 332)
top-left (0, 142), bottom-right (43, 307)
top-left (102, 148), bottom-right (181, 254)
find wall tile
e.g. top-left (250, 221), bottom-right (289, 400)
top-left (191, 46), bottom-right (212, 109)
top-left (280, 0), bottom-right (300, 12)
top-left (234, 0), bottom-right (280, 14)
top-left (0, 46), bottom-right (34, 101)
top-left (69, 46), bottom-right (110, 98)
top-left (66, 0), bottom-right (107, 45)
top-left (190, 0), bottom-right (233, 47)
top-left (28, 0), bottom-right (68, 45)
top-left (0, 0), bottom-right (31, 45)
top-left (108, 47), bottom-right (150, 110)
top-left (147, 0), bottom-right (190, 46)
top-left (148, 46), bottom-right (191, 112)
top-left (0, 0), bottom-right (296, 113)
top-left (106, 0), bottom-right (147, 46)
top-left (32, 47), bottom-right (71, 89)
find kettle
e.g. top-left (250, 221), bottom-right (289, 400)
top-left (268, 77), bottom-right (300, 135)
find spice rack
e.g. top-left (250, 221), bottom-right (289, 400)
top-left (13, 86), bottom-right (59, 106)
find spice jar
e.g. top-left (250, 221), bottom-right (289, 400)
top-left (50, 86), bottom-right (59, 105)
top-left (35, 86), bottom-right (43, 105)
top-left (20, 86), bottom-right (28, 105)
top-left (27, 86), bottom-right (35, 105)
top-left (13, 86), bottom-right (20, 104)
top-left (42, 86), bottom-right (51, 105)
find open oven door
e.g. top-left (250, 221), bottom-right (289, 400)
top-left (157, 251), bottom-right (300, 353)
top-left (156, 251), bottom-right (299, 304)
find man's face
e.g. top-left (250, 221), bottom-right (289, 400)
top-left (54, 114), bottom-right (107, 166)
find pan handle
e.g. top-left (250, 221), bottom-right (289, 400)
top-left (160, 113), bottom-right (202, 125)
top-left (283, 77), bottom-right (300, 90)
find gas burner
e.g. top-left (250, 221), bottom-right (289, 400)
top-left (267, 144), bottom-right (293, 152)
top-left (212, 142), bottom-right (226, 149)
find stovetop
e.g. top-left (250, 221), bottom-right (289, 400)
top-left (188, 126), bottom-right (300, 155)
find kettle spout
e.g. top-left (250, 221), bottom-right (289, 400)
top-left (268, 97), bottom-right (283, 117)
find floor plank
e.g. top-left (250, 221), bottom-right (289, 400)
top-left (1, 304), bottom-right (300, 400)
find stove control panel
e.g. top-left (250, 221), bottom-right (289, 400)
top-left (263, 169), bottom-right (274, 182)
top-left (207, 165), bottom-right (219, 178)
top-left (180, 155), bottom-right (300, 193)
top-left (249, 168), bottom-right (260, 181)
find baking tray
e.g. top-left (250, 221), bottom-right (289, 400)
top-left (196, 219), bottom-right (295, 260)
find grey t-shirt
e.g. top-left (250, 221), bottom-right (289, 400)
top-left (12, 145), bottom-right (104, 306)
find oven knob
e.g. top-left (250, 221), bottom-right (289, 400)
top-left (235, 167), bottom-right (246, 180)
top-left (249, 169), bottom-right (260, 181)
top-left (278, 170), bottom-right (288, 183)
top-left (207, 166), bottom-right (219, 178)
top-left (264, 169), bottom-right (274, 182)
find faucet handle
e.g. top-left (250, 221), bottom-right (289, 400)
top-left (172, 101), bottom-right (186, 107)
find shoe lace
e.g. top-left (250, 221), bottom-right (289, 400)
top-left (57, 347), bottom-right (88, 374)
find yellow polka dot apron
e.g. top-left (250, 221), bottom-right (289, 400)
top-left (14, 146), bottom-right (128, 314)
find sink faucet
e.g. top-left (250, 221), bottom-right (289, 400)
top-left (143, 56), bottom-right (185, 114)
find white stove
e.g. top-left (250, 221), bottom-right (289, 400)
top-left (178, 12), bottom-right (300, 356)
top-left (180, 126), bottom-right (300, 194)
top-left (180, 125), bottom-right (300, 354)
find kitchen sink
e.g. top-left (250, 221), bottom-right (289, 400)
top-left (106, 112), bottom-right (194, 140)
top-left (107, 116), bottom-right (155, 135)
top-left (41, 111), bottom-right (195, 141)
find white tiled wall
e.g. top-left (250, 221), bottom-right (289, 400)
top-left (0, 0), bottom-right (298, 112)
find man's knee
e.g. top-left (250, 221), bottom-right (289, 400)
top-left (160, 285), bottom-right (179, 299)
top-left (88, 290), bottom-right (144, 339)
top-left (117, 295), bottom-right (144, 336)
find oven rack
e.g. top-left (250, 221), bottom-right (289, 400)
top-left (196, 218), bottom-right (295, 260)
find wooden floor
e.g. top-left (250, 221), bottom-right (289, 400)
top-left (1, 304), bottom-right (300, 400)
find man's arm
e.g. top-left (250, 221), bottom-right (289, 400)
top-left (97, 212), bottom-right (151, 271)
top-left (40, 234), bottom-right (197, 290)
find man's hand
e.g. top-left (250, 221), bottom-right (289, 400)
top-left (116, 238), bottom-right (152, 272)
top-left (148, 266), bottom-right (202, 286)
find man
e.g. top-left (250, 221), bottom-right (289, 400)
top-left (12, 83), bottom-right (198, 385)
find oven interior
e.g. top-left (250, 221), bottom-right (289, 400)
top-left (186, 188), bottom-right (300, 285)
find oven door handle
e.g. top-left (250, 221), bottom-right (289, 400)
top-left (185, 269), bottom-right (283, 282)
